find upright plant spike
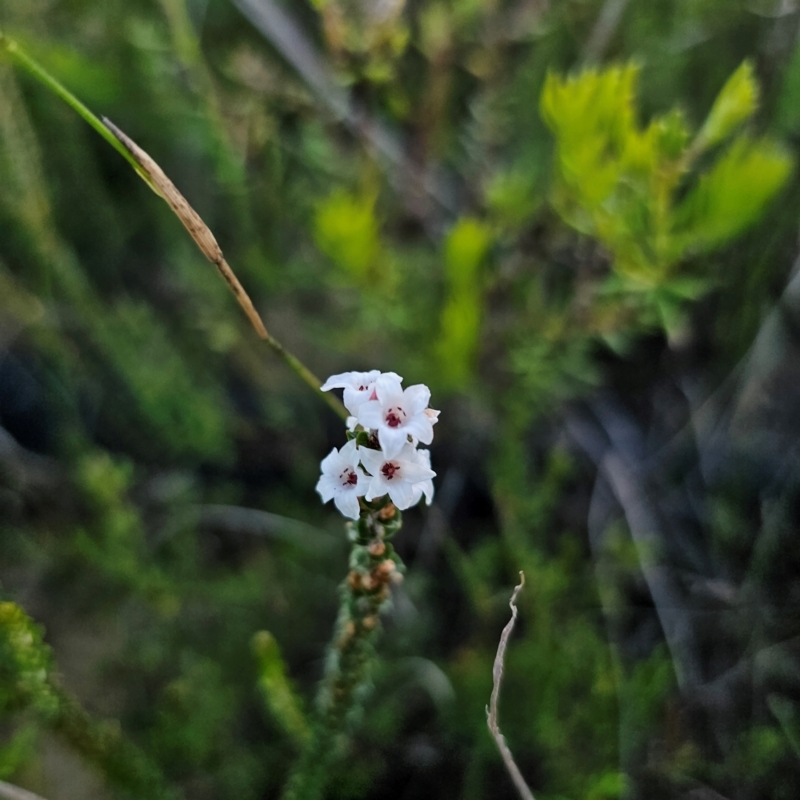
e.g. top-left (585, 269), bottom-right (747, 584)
top-left (280, 370), bottom-right (439, 800)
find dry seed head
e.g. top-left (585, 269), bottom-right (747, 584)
top-left (376, 559), bottom-right (396, 578)
top-left (347, 571), bottom-right (362, 592)
top-left (367, 540), bottom-right (386, 558)
top-left (362, 615), bottom-right (378, 631)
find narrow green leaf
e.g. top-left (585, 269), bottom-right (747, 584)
top-left (695, 60), bottom-right (758, 152)
top-left (252, 631), bottom-right (309, 749)
top-left (674, 137), bottom-right (793, 254)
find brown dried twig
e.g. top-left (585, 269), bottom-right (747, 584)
top-left (486, 572), bottom-right (536, 800)
top-left (103, 117), bottom-right (266, 339)
top-left (100, 117), bottom-right (347, 422)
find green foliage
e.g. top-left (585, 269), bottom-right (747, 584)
top-left (541, 60), bottom-right (792, 301)
top-left (0, 602), bottom-right (59, 718)
top-left (673, 137), bottom-right (793, 254)
top-left (96, 302), bottom-right (231, 461)
top-left (436, 218), bottom-right (492, 388)
top-left (253, 631), bottom-right (310, 749)
top-left (695, 61), bottom-right (758, 151)
top-left (314, 189), bottom-right (382, 282)
top-left (0, 722), bottom-right (39, 780)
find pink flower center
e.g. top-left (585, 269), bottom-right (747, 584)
top-left (381, 462), bottom-right (399, 481)
top-left (385, 407), bottom-right (406, 428)
top-left (346, 471), bottom-right (358, 485)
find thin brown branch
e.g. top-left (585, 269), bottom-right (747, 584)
top-left (0, 781), bottom-right (50, 800)
top-left (102, 117), bottom-right (268, 339)
top-left (486, 572), bottom-right (535, 800)
top-left (100, 118), bottom-right (348, 421)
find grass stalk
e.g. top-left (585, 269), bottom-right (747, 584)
top-left (0, 31), bottom-right (348, 423)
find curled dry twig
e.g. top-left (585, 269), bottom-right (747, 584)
top-left (486, 572), bottom-right (536, 800)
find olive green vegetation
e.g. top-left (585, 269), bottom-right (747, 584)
top-left (2, 1), bottom-right (800, 798)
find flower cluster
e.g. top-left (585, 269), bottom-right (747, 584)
top-left (316, 371), bottom-right (439, 519)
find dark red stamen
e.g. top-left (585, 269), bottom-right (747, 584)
top-left (382, 462), bottom-right (399, 480)
top-left (385, 407), bottom-right (406, 428)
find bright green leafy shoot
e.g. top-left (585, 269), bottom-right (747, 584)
top-left (314, 189), bottom-right (382, 282)
top-left (541, 61), bottom-right (793, 316)
top-left (436, 218), bottom-right (493, 389)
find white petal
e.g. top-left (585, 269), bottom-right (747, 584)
top-left (358, 448), bottom-right (385, 475)
top-left (320, 372), bottom-right (358, 391)
top-left (365, 475), bottom-right (389, 502)
top-left (378, 426), bottom-right (409, 459)
top-left (320, 447), bottom-right (343, 476)
top-left (334, 490), bottom-right (361, 520)
top-left (398, 461), bottom-right (435, 483)
top-left (403, 384), bottom-right (431, 414)
top-left (388, 479), bottom-right (415, 510)
top-left (405, 415), bottom-right (434, 445)
top-left (357, 400), bottom-right (383, 430)
top-left (339, 438), bottom-right (360, 466)
top-left (380, 371), bottom-right (404, 383)
top-left (354, 469), bottom-right (370, 495)
top-left (375, 374), bottom-right (405, 406)
top-left (414, 448), bottom-right (432, 468)
top-left (316, 474), bottom-right (338, 503)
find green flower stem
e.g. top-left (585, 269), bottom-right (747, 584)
top-left (280, 503), bottom-right (404, 800)
top-left (0, 32), bottom-right (149, 185)
top-left (0, 31), bottom-right (348, 424)
top-left (263, 332), bottom-right (349, 422)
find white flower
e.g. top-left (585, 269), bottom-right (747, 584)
top-left (357, 374), bottom-right (439, 458)
top-left (410, 448), bottom-right (434, 506)
top-left (359, 444), bottom-right (436, 511)
top-left (315, 439), bottom-right (369, 520)
top-left (320, 370), bottom-right (403, 417)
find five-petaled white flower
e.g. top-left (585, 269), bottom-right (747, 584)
top-left (357, 374), bottom-right (439, 459)
top-left (320, 370), bottom-right (403, 416)
top-left (359, 444), bottom-right (436, 511)
top-left (315, 439), bottom-right (369, 520)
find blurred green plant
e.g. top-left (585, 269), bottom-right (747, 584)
top-left (541, 61), bottom-right (793, 337)
top-left (314, 188), bottom-right (382, 283)
top-left (0, 601), bottom-right (179, 800)
top-left (436, 218), bottom-right (493, 389)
